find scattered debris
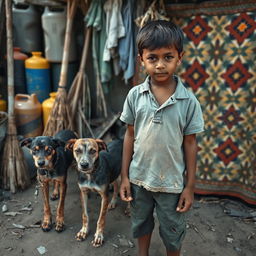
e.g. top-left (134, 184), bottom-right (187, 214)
top-left (2, 204), bottom-right (8, 212)
top-left (37, 246), bottom-right (47, 255)
top-left (187, 222), bottom-right (206, 241)
top-left (12, 223), bottom-right (26, 229)
top-left (226, 232), bottom-right (234, 243)
top-left (4, 211), bottom-right (23, 217)
top-left (234, 247), bottom-right (242, 252)
top-left (247, 232), bottom-right (255, 240)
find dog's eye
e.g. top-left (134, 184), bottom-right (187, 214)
top-left (32, 149), bottom-right (38, 155)
top-left (46, 148), bottom-right (52, 155)
top-left (89, 149), bottom-right (96, 154)
top-left (75, 148), bottom-right (82, 154)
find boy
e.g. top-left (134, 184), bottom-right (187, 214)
top-left (119, 20), bottom-right (204, 256)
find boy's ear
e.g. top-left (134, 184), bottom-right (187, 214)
top-left (178, 51), bottom-right (185, 66)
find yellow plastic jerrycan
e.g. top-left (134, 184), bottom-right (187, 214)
top-left (14, 93), bottom-right (43, 137)
top-left (42, 92), bottom-right (57, 127)
top-left (0, 95), bottom-right (7, 112)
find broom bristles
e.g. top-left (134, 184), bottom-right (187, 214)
top-left (1, 116), bottom-right (30, 193)
top-left (43, 88), bottom-right (73, 136)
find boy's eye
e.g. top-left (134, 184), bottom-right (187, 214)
top-left (147, 56), bottom-right (156, 62)
top-left (165, 55), bottom-right (173, 61)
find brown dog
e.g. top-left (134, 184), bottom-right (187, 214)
top-left (66, 138), bottom-right (123, 247)
top-left (21, 130), bottom-right (76, 232)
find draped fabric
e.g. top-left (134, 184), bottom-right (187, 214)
top-left (166, 1), bottom-right (256, 205)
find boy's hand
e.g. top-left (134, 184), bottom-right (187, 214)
top-left (176, 187), bottom-right (194, 212)
top-left (120, 178), bottom-right (133, 202)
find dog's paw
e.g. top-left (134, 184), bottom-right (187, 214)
top-left (41, 221), bottom-right (52, 232)
top-left (55, 221), bottom-right (65, 232)
top-left (108, 198), bottom-right (117, 210)
top-left (76, 228), bottom-right (89, 241)
top-left (50, 193), bottom-right (59, 201)
top-left (92, 232), bottom-right (104, 247)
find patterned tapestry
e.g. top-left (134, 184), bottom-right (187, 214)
top-left (165, 1), bottom-right (256, 205)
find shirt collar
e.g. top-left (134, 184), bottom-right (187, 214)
top-left (139, 76), bottom-right (190, 99)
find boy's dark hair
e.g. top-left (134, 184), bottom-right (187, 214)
top-left (136, 20), bottom-right (184, 56)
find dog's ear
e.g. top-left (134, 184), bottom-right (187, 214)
top-left (20, 137), bottom-right (33, 148)
top-left (95, 139), bottom-right (107, 151)
top-left (52, 138), bottom-right (65, 148)
top-left (65, 139), bottom-right (77, 151)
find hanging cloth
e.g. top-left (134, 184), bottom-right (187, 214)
top-left (118, 0), bottom-right (135, 84)
top-left (103, 0), bottom-right (125, 76)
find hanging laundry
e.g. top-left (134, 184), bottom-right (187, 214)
top-left (85, 0), bottom-right (108, 115)
top-left (118, 0), bottom-right (135, 84)
top-left (103, 0), bottom-right (125, 76)
top-left (85, 0), bottom-right (112, 85)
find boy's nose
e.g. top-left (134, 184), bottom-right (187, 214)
top-left (156, 60), bottom-right (165, 68)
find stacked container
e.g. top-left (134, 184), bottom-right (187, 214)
top-left (14, 94), bottom-right (43, 137)
top-left (12, 4), bottom-right (43, 53)
top-left (25, 52), bottom-right (51, 103)
top-left (13, 47), bottom-right (28, 94)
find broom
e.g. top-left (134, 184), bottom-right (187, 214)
top-left (0, 0), bottom-right (30, 193)
top-left (68, 27), bottom-right (93, 137)
top-left (43, 0), bottom-right (78, 136)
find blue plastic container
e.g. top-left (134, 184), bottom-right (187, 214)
top-left (25, 52), bottom-right (51, 103)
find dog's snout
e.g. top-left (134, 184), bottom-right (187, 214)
top-left (37, 160), bottom-right (45, 167)
top-left (80, 161), bottom-right (89, 169)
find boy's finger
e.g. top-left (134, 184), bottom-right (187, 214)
top-left (176, 197), bottom-right (185, 212)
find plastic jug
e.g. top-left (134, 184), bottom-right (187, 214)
top-left (13, 3), bottom-right (43, 53)
top-left (41, 6), bottom-right (77, 62)
top-left (42, 92), bottom-right (57, 127)
top-left (14, 47), bottom-right (28, 94)
top-left (14, 94), bottom-right (43, 137)
top-left (51, 62), bottom-right (78, 92)
top-left (25, 52), bottom-right (51, 103)
top-left (0, 94), bottom-right (7, 112)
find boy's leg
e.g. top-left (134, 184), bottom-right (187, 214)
top-left (130, 184), bottom-right (155, 256)
top-left (138, 233), bottom-right (152, 256)
top-left (154, 192), bottom-right (186, 254)
top-left (166, 249), bottom-right (180, 256)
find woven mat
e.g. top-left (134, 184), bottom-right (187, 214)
top-left (167, 1), bottom-right (256, 205)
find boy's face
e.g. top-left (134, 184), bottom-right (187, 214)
top-left (140, 46), bottom-right (184, 85)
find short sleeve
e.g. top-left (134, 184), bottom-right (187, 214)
top-left (120, 90), bottom-right (135, 125)
top-left (184, 98), bottom-right (204, 135)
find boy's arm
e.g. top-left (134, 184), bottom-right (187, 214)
top-left (176, 134), bottom-right (197, 212)
top-left (120, 124), bottom-right (134, 202)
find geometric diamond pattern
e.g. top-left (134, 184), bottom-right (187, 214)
top-left (214, 138), bottom-right (243, 165)
top-left (221, 59), bottom-right (253, 92)
top-left (226, 13), bottom-right (256, 44)
top-left (169, 8), bottom-right (256, 204)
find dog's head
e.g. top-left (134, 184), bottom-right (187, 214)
top-left (66, 138), bottom-right (107, 174)
top-left (21, 136), bottom-right (65, 169)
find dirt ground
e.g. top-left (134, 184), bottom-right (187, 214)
top-left (0, 168), bottom-right (255, 256)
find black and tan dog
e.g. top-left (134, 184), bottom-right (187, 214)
top-left (66, 138), bottom-right (123, 247)
top-left (21, 130), bottom-right (76, 232)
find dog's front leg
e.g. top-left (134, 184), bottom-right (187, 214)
top-left (51, 180), bottom-right (59, 201)
top-left (108, 180), bottom-right (118, 210)
top-left (41, 180), bottom-right (52, 231)
top-left (55, 178), bottom-right (67, 232)
top-left (76, 188), bottom-right (90, 241)
top-left (92, 190), bottom-right (109, 247)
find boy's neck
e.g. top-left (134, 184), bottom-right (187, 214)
top-left (149, 76), bottom-right (177, 106)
